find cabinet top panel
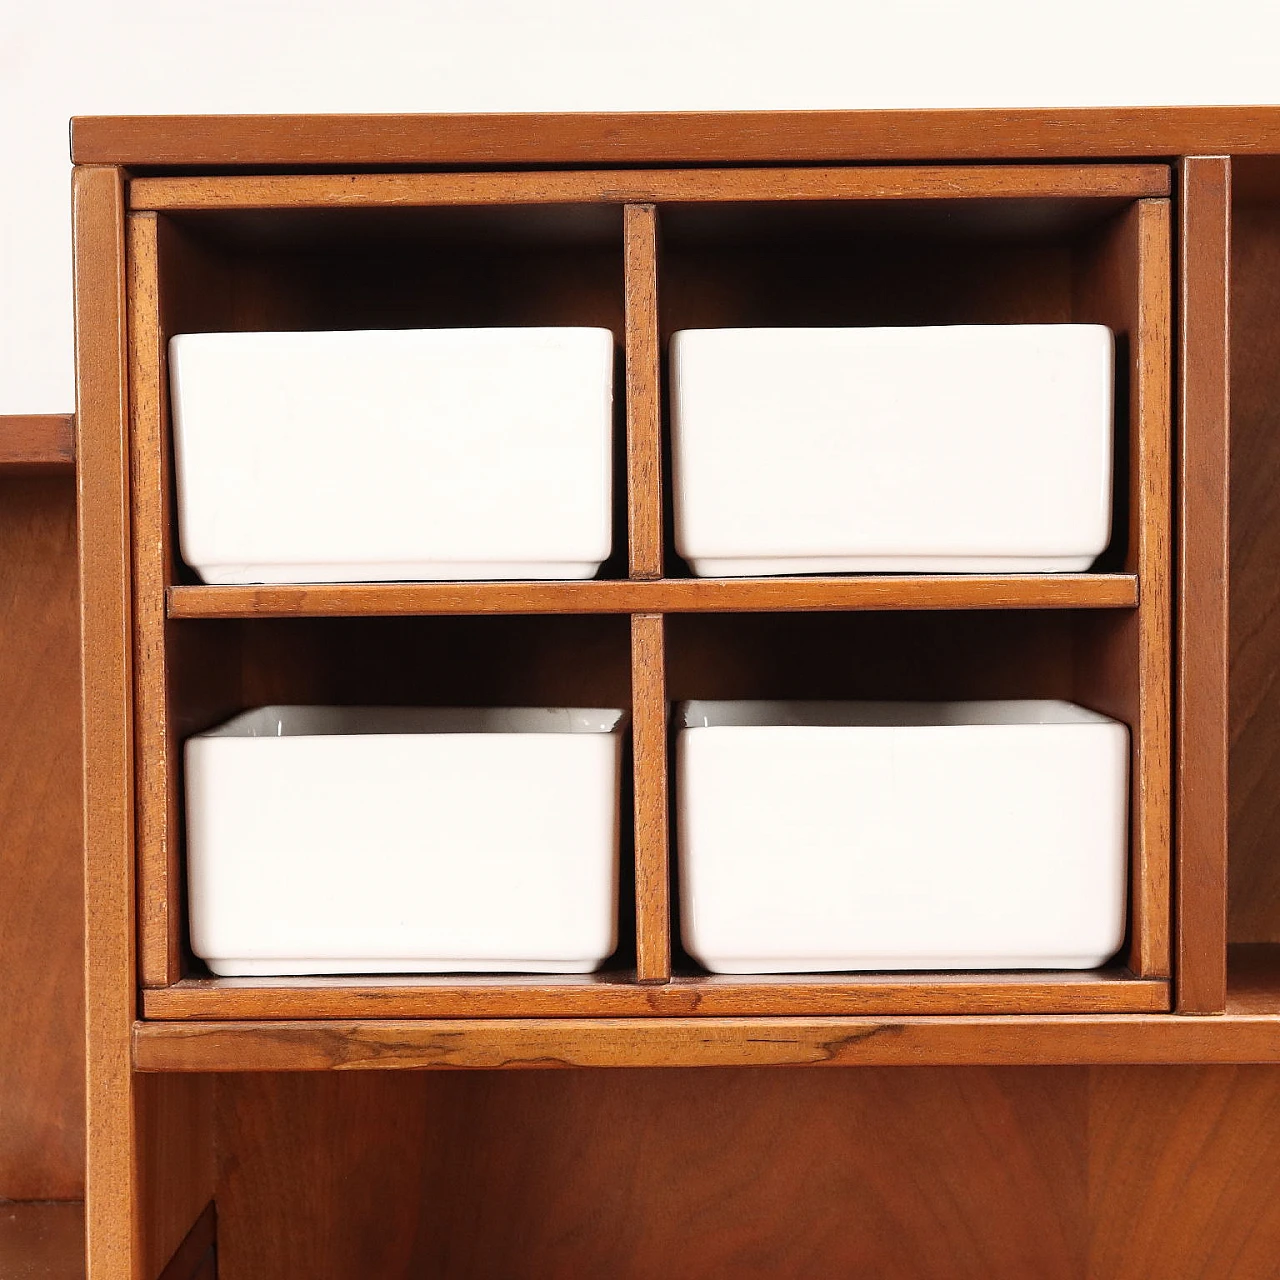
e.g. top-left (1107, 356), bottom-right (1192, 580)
top-left (71, 106), bottom-right (1280, 169)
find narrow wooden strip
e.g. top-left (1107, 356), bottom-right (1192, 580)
top-left (141, 968), bottom-right (1165, 1021)
top-left (0, 415), bottom-right (75, 472)
top-left (166, 573), bottom-right (1139, 618)
top-left (72, 108), bottom-right (1280, 168)
top-left (1133, 198), bottom-right (1175, 978)
top-left (624, 205), bottom-right (663, 578)
top-left (74, 165), bottom-right (137, 1280)
top-left (128, 164), bottom-right (1171, 212)
top-left (631, 614), bottom-right (670, 983)
top-left (128, 213), bottom-right (180, 988)
top-left (1176, 157), bottom-right (1231, 1014)
top-left (133, 1009), bottom-right (1280, 1072)
top-left (156, 1203), bottom-right (215, 1280)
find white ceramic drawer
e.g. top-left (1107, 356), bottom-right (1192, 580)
top-left (169, 327), bottom-right (614, 584)
top-left (677, 699), bottom-right (1128, 973)
top-left (670, 325), bottom-right (1114, 576)
top-left (185, 705), bottom-right (625, 976)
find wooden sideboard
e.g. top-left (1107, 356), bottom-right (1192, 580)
top-left (6, 107), bottom-right (1280, 1278)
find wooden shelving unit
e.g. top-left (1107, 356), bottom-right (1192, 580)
top-left (62, 110), bottom-right (1280, 1279)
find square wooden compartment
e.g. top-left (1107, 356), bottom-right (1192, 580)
top-left (124, 163), bottom-right (1172, 1019)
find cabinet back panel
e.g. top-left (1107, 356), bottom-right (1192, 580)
top-left (213, 1064), bottom-right (1280, 1280)
top-left (1229, 203), bottom-right (1280, 943)
top-left (0, 477), bottom-right (84, 1199)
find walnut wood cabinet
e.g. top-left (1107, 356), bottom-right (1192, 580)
top-left (4, 108), bottom-right (1280, 1279)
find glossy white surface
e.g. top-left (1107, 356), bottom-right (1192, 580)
top-left (169, 327), bottom-right (615, 583)
top-left (185, 705), bottom-right (625, 975)
top-left (670, 325), bottom-right (1114, 575)
top-left (676, 699), bottom-right (1129, 973)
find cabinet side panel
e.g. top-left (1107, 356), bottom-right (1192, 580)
top-left (76, 164), bottom-right (140, 1280)
top-left (0, 475), bottom-right (84, 1198)
top-left (129, 212), bottom-right (180, 989)
top-left (1072, 200), bottom-right (1173, 979)
top-left (625, 204), bottom-right (663, 578)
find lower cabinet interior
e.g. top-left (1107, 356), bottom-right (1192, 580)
top-left (143, 1065), bottom-right (1280, 1280)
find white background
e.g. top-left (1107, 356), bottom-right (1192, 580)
top-left (3, 0), bottom-right (1279, 413)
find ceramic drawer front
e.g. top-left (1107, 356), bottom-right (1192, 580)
top-left (185, 705), bottom-right (625, 976)
top-left (676, 699), bottom-right (1129, 974)
top-left (170, 327), bottom-right (615, 584)
top-left (671, 325), bottom-right (1114, 577)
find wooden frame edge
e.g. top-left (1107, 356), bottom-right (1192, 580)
top-left (1175, 157), bottom-right (1231, 1013)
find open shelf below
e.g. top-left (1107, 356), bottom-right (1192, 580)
top-left (142, 967), bottom-right (1165, 1021)
top-left (166, 574), bottom-right (1139, 618)
top-left (0, 1203), bottom-right (84, 1280)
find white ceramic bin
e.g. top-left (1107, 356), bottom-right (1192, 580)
top-left (670, 325), bottom-right (1114, 576)
top-left (677, 700), bottom-right (1128, 973)
top-left (169, 327), bottom-right (615, 583)
top-left (185, 706), bottom-right (625, 976)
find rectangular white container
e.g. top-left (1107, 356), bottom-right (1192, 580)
top-left (169, 327), bottom-right (615, 584)
top-left (670, 325), bottom-right (1114, 576)
top-left (677, 699), bottom-right (1128, 973)
top-left (185, 705), bottom-right (625, 976)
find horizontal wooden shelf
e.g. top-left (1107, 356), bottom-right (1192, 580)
top-left (71, 107), bottom-right (1280, 168)
top-left (142, 967), bottom-right (1165, 1021)
top-left (0, 416), bottom-right (74, 474)
top-left (133, 1009), bottom-right (1280, 1072)
top-left (0, 1202), bottom-right (84, 1280)
top-left (166, 574), bottom-right (1138, 618)
top-left (129, 164), bottom-right (1169, 212)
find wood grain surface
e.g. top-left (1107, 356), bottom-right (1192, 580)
top-left (127, 164), bottom-right (1170, 211)
top-left (129, 1008), bottom-right (1280, 1073)
top-left (1070, 199), bottom-right (1173, 978)
top-left (127, 212), bottom-right (180, 989)
top-left (141, 967), bottom-right (1163, 1021)
top-left (199, 1064), bottom-right (1280, 1279)
top-left (73, 165), bottom-right (140, 1280)
top-left (165, 575), bottom-right (1139, 617)
top-left (0, 1202), bottom-right (85, 1280)
top-left (1229, 198), bottom-right (1280, 945)
top-left (1176, 158), bottom-right (1231, 1012)
top-left (0, 417), bottom-right (75, 473)
top-left (0, 477), bottom-right (83, 1200)
top-left (630, 615), bottom-right (669, 981)
top-left (71, 107), bottom-right (1280, 167)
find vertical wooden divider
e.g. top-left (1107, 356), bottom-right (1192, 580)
top-left (624, 203), bottom-right (663, 579)
top-left (1176, 157), bottom-right (1231, 1013)
top-left (128, 212), bottom-right (180, 988)
top-left (625, 201), bottom-right (671, 981)
top-left (631, 613), bottom-right (670, 983)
